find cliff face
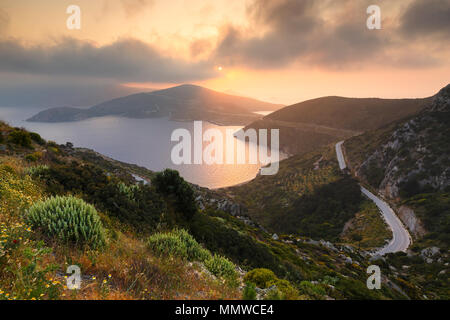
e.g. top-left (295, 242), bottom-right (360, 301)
top-left (356, 84), bottom-right (450, 199)
top-left (397, 205), bottom-right (427, 239)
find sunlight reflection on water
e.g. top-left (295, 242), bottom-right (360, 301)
top-left (1, 107), bottom-right (284, 189)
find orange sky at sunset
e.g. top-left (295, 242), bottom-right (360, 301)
top-left (1, 0), bottom-right (449, 104)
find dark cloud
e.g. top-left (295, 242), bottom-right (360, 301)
top-left (400, 0), bottom-right (450, 38)
top-left (0, 37), bottom-right (214, 82)
top-left (214, 0), bottom-right (388, 69)
top-left (1, 0), bottom-right (447, 84)
top-left (308, 15), bottom-right (387, 68)
top-left (248, 0), bottom-right (320, 33)
top-left (214, 0), bottom-right (449, 70)
top-left (215, 0), bottom-right (323, 68)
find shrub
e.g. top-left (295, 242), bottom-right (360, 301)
top-left (267, 279), bottom-right (299, 300)
top-left (298, 281), bottom-right (327, 299)
top-left (147, 231), bottom-right (188, 258)
top-left (117, 182), bottom-right (139, 202)
top-left (174, 229), bottom-right (211, 262)
top-left (36, 162), bottom-right (165, 231)
top-left (244, 268), bottom-right (277, 288)
top-left (25, 152), bottom-right (43, 162)
top-left (189, 211), bottom-right (283, 274)
top-left (264, 287), bottom-right (283, 300)
top-left (153, 169), bottom-right (197, 220)
top-left (29, 132), bottom-right (45, 145)
top-left (242, 283), bottom-right (257, 300)
top-left (8, 129), bottom-right (32, 148)
top-left (26, 196), bottom-right (106, 248)
top-left (148, 229), bottom-right (211, 262)
top-left (26, 165), bottom-right (49, 177)
top-left (204, 254), bottom-right (237, 281)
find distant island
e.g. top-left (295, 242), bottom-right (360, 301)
top-left (27, 84), bottom-right (283, 126)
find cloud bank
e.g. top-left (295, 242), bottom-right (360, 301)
top-left (0, 38), bottom-right (214, 82)
top-left (214, 0), bottom-right (448, 69)
top-left (0, 0), bottom-right (448, 83)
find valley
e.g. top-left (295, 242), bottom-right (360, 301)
top-left (335, 140), bottom-right (411, 255)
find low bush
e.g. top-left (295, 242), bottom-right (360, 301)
top-left (148, 229), bottom-right (211, 262)
top-left (117, 182), bottom-right (139, 202)
top-left (8, 129), bottom-right (32, 148)
top-left (242, 283), bottom-right (257, 300)
top-left (267, 278), bottom-right (299, 300)
top-left (26, 196), bottom-right (106, 249)
top-left (204, 254), bottom-right (237, 281)
top-left (189, 211), bottom-right (283, 274)
top-left (26, 165), bottom-right (49, 177)
top-left (243, 268), bottom-right (277, 288)
top-left (25, 152), bottom-right (43, 162)
top-left (298, 281), bottom-right (327, 299)
top-left (29, 132), bottom-right (45, 145)
top-left (175, 229), bottom-right (211, 262)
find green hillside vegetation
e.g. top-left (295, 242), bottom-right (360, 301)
top-left (243, 96), bottom-right (431, 155)
top-left (1, 120), bottom-right (418, 300)
top-left (343, 85), bottom-right (450, 299)
top-left (340, 202), bottom-right (391, 249)
top-left (402, 193), bottom-right (450, 249)
top-left (344, 85), bottom-right (450, 251)
top-left (267, 96), bottom-right (430, 131)
top-left (225, 146), bottom-right (371, 241)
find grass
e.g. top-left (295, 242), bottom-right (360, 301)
top-left (340, 201), bottom-right (391, 249)
top-left (0, 156), bottom-right (240, 300)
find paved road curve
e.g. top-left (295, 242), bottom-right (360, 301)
top-left (335, 141), bottom-right (411, 255)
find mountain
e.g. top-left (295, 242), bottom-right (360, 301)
top-left (242, 95), bottom-right (432, 155)
top-left (342, 84), bottom-right (449, 298)
top-left (344, 84), bottom-right (450, 246)
top-left (26, 84), bottom-right (283, 125)
top-left (345, 84), bottom-right (450, 199)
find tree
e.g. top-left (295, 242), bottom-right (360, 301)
top-left (153, 169), bottom-right (197, 220)
top-left (8, 129), bottom-right (32, 148)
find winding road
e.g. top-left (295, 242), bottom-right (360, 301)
top-left (335, 141), bottom-right (411, 255)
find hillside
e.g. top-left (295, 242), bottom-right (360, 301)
top-left (26, 84), bottom-right (283, 126)
top-left (221, 144), bottom-right (391, 248)
top-left (1, 120), bottom-right (427, 300)
top-left (345, 85), bottom-right (450, 246)
top-left (343, 84), bottom-right (450, 298)
top-left (345, 85), bottom-right (449, 199)
top-left (242, 96), bottom-right (431, 155)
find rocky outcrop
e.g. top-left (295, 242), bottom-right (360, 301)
top-left (397, 205), bottom-right (426, 238)
top-left (420, 247), bottom-right (441, 264)
top-left (357, 84), bottom-right (450, 199)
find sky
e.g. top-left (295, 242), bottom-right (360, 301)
top-left (0, 0), bottom-right (449, 105)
